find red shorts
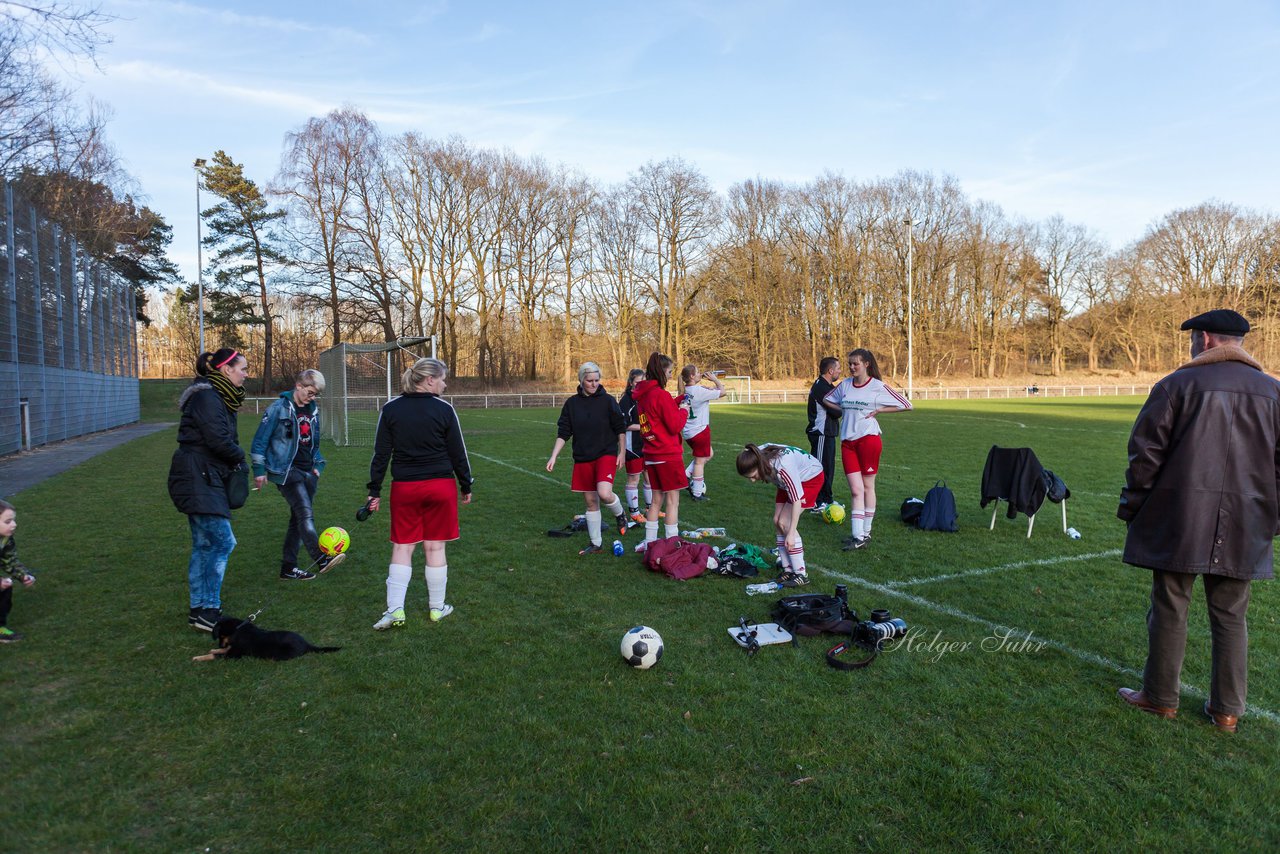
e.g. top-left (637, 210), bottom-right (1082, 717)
top-left (644, 454), bottom-right (688, 492)
top-left (390, 478), bottom-right (459, 543)
top-left (571, 455), bottom-right (618, 492)
top-left (685, 428), bottom-right (712, 458)
top-left (776, 475), bottom-right (824, 508)
top-left (841, 436), bottom-right (883, 476)
top-left (625, 456), bottom-right (645, 476)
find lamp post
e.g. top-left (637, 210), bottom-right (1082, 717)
top-left (904, 214), bottom-right (915, 400)
top-left (194, 158), bottom-right (206, 354)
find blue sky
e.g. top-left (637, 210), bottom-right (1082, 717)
top-left (56, 0), bottom-right (1280, 281)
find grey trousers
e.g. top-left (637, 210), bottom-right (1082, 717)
top-left (1143, 570), bottom-right (1251, 716)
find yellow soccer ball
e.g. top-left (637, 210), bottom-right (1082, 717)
top-left (822, 503), bottom-right (847, 524)
top-left (319, 526), bottom-right (350, 556)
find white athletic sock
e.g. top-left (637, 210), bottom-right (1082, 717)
top-left (865, 508), bottom-right (875, 536)
top-left (586, 510), bottom-right (602, 546)
top-left (625, 486), bottom-right (639, 511)
top-left (850, 514), bottom-right (864, 539)
top-left (691, 476), bottom-right (705, 497)
top-left (685, 461), bottom-right (694, 478)
top-left (425, 564), bottom-right (448, 611)
top-left (776, 534), bottom-right (792, 569)
top-left (645, 521), bottom-right (659, 543)
top-left (665, 523), bottom-right (680, 539)
top-left (386, 563), bottom-right (412, 612)
top-left (605, 497), bottom-right (624, 518)
top-left (787, 534), bottom-right (805, 574)
top-left (643, 482), bottom-right (653, 505)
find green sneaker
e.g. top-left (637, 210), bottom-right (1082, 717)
top-left (429, 604), bottom-right (454, 622)
top-left (0, 626), bottom-right (24, 643)
top-left (373, 608), bottom-right (406, 631)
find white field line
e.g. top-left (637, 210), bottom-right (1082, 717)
top-left (475, 450), bottom-right (1279, 726)
top-left (888, 550), bottom-right (1123, 587)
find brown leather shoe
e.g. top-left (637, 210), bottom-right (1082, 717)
top-left (1203, 701), bottom-right (1239, 733)
top-left (1118, 687), bottom-right (1177, 719)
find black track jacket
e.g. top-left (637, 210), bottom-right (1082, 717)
top-left (367, 392), bottom-right (473, 497)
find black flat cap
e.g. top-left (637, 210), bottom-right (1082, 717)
top-left (1181, 309), bottom-right (1250, 335)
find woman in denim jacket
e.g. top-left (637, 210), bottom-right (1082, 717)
top-left (251, 369), bottom-right (344, 580)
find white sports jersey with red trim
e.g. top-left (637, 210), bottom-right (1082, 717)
top-left (761, 443), bottom-right (823, 503)
top-left (823, 377), bottom-right (912, 441)
top-left (680, 384), bottom-right (721, 439)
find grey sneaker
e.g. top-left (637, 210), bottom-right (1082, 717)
top-left (317, 552), bottom-right (346, 574)
top-left (373, 608), bottom-right (406, 630)
top-left (429, 604), bottom-right (454, 622)
top-left (280, 566), bottom-right (317, 581)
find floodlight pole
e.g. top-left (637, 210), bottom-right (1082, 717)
top-left (904, 214), bottom-right (915, 400)
top-left (194, 158), bottom-right (206, 355)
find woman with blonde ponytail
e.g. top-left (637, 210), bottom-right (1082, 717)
top-left (365, 358), bottom-right (474, 630)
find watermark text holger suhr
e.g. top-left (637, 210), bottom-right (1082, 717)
top-left (882, 627), bottom-right (1048, 663)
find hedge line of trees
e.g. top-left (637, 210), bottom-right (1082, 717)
top-left (145, 106), bottom-right (1279, 390)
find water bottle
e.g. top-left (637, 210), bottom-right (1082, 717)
top-left (746, 581), bottom-right (782, 596)
top-left (681, 529), bottom-right (703, 539)
top-left (1066, 527), bottom-right (1081, 540)
top-left (702, 527), bottom-right (726, 538)
top-left (612, 540), bottom-right (624, 556)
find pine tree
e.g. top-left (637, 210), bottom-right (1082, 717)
top-left (199, 150), bottom-right (286, 391)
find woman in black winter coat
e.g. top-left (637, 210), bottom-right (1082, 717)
top-left (167, 347), bottom-right (249, 632)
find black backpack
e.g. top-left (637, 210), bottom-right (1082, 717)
top-left (917, 480), bottom-right (959, 532)
top-left (770, 594), bottom-right (854, 637)
top-left (901, 497), bottom-right (924, 526)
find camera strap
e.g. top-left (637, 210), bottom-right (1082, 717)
top-left (825, 637), bottom-right (879, 670)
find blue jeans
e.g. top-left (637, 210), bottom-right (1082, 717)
top-left (277, 469), bottom-right (321, 570)
top-left (187, 514), bottom-right (236, 609)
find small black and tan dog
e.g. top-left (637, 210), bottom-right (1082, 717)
top-left (193, 616), bottom-right (341, 662)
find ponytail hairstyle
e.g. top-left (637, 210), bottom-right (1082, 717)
top-left (196, 348), bottom-right (242, 377)
top-left (736, 443), bottom-right (784, 482)
top-left (625, 368), bottom-right (645, 395)
top-left (402, 357), bottom-right (448, 394)
top-left (848, 348), bottom-right (882, 381)
top-left (680, 365), bottom-right (699, 386)
top-left (644, 352), bottom-right (674, 387)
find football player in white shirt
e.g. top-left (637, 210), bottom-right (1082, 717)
top-left (736, 443), bottom-right (825, 587)
top-left (680, 365), bottom-right (723, 500)
top-left (822, 348), bottom-right (912, 550)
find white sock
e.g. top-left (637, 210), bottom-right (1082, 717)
top-left (851, 514), bottom-right (864, 539)
top-left (625, 486), bottom-right (639, 511)
top-left (605, 497), bottom-right (624, 518)
top-left (865, 508), bottom-right (875, 536)
top-left (787, 534), bottom-right (805, 574)
top-left (586, 510), bottom-right (602, 546)
top-left (685, 461), bottom-right (694, 478)
top-left (643, 482), bottom-right (653, 505)
top-left (665, 523), bottom-right (680, 539)
top-left (776, 534), bottom-right (792, 569)
top-left (691, 476), bottom-right (705, 497)
top-left (645, 521), bottom-right (659, 543)
top-left (386, 563), bottom-right (412, 612)
top-left (425, 564), bottom-right (448, 611)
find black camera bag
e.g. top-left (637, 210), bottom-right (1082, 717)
top-left (770, 594), bottom-right (855, 638)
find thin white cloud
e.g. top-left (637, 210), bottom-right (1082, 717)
top-left (113, 0), bottom-right (373, 44)
top-left (108, 60), bottom-right (337, 115)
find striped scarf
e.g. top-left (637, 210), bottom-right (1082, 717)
top-left (207, 370), bottom-right (246, 412)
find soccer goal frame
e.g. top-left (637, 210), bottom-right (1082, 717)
top-left (318, 336), bottom-right (436, 446)
top-left (719, 376), bottom-right (753, 404)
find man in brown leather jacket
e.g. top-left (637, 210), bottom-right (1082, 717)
top-left (1116, 309), bottom-right (1279, 733)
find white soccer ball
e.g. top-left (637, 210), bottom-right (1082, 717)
top-left (620, 625), bottom-right (664, 669)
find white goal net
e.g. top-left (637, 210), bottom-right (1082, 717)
top-left (719, 375), bottom-right (753, 404)
top-left (318, 337), bottom-right (436, 446)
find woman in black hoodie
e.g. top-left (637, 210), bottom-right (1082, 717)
top-left (546, 361), bottom-right (629, 554)
top-left (167, 347), bottom-right (250, 632)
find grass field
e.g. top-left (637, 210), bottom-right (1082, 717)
top-left (4, 394), bottom-right (1278, 851)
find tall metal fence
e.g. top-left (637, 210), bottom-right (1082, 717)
top-left (1, 180), bottom-right (139, 458)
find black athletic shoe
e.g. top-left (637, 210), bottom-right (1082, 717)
top-left (777, 571), bottom-right (810, 587)
top-left (615, 513), bottom-right (630, 537)
top-left (317, 552), bottom-right (346, 574)
top-left (280, 566), bottom-right (317, 581)
top-left (191, 609), bottom-right (218, 632)
top-left (578, 543), bottom-right (604, 556)
top-left (841, 536), bottom-right (869, 552)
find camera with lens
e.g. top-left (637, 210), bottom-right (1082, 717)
top-left (355, 498), bottom-right (374, 522)
top-left (853, 608), bottom-right (907, 649)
